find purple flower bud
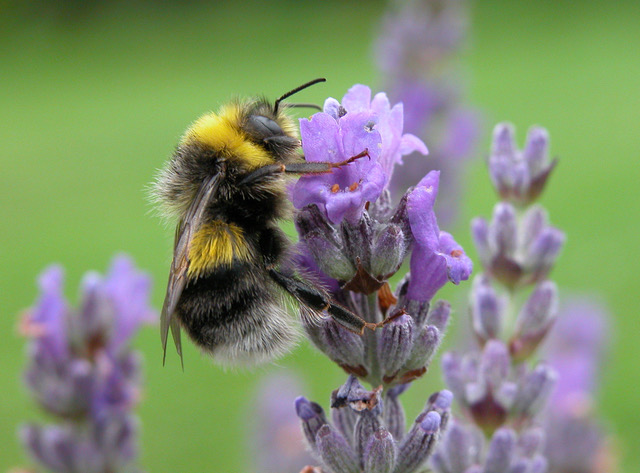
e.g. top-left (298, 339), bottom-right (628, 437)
top-left (340, 212), bottom-right (373, 275)
top-left (480, 340), bottom-right (510, 391)
top-left (396, 276), bottom-right (430, 329)
top-left (317, 319), bottom-right (366, 373)
top-left (379, 313), bottom-right (414, 378)
top-left (316, 424), bottom-right (360, 473)
top-left (296, 205), bottom-right (355, 282)
top-left (370, 223), bottom-right (407, 279)
top-left (26, 265), bottom-right (69, 361)
top-left (407, 171), bottom-right (472, 302)
top-left (441, 352), bottom-right (466, 404)
top-left (101, 255), bottom-right (155, 353)
top-left (512, 363), bottom-right (557, 420)
top-left (363, 429), bottom-right (397, 473)
top-left (471, 217), bottom-right (491, 265)
top-left (523, 127), bottom-right (550, 176)
top-left (332, 404), bottom-right (358, 447)
top-left (488, 203), bottom-right (518, 255)
top-left (426, 300), bottom-right (451, 333)
top-left (523, 226), bottom-right (565, 273)
top-left (403, 325), bottom-right (441, 375)
top-left (354, 411), bottom-right (383, 466)
top-left (396, 411), bottom-right (442, 473)
top-left (484, 428), bottom-right (516, 473)
top-left (470, 274), bottom-right (504, 341)
top-left (435, 421), bottom-right (482, 473)
top-left (510, 281), bottom-right (558, 361)
top-left (488, 123), bottom-right (556, 205)
top-left (295, 397), bottom-right (328, 449)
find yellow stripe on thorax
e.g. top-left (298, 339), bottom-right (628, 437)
top-left (181, 104), bottom-right (274, 170)
top-left (188, 220), bottom-right (253, 277)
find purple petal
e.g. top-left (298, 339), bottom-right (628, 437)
top-left (342, 84), bottom-right (372, 112)
top-left (31, 265), bottom-right (69, 360)
top-left (438, 231), bottom-right (472, 284)
top-left (407, 170), bottom-right (441, 252)
top-left (299, 112), bottom-right (341, 163)
top-left (103, 255), bottom-right (155, 351)
top-left (399, 133), bottom-right (428, 157)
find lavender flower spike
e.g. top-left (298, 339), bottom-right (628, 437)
top-left (407, 170), bottom-right (473, 302)
top-left (19, 255), bottom-right (155, 473)
top-left (297, 379), bottom-right (450, 473)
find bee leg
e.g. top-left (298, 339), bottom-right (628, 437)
top-left (237, 149), bottom-right (371, 187)
top-left (284, 148), bottom-right (371, 174)
top-left (268, 268), bottom-right (375, 334)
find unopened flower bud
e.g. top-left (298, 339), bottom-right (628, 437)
top-left (316, 424), bottom-right (360, 473)
top-left (470, 274), bottom-right (504, 341)
top-left (363, 429), bottom-right (396, 473)
top-left (484, 428), bottom-right (517, 473)
top-left (370, 224), bottom-right (407, 279)
top-left (395, 411), bottom-right (441, 473)
top-left (379, 313), bottom-right (414, 379)
top-left (511, 281), bottom-right (558, 361)
top-left (425, 300), bottom-right (451, 333)
top-left (512, 363), bottom-right (557, 420)
top-left (295, 397), bottom-right (328, 449)
top-left (355, 410), bottom-right (383, 465)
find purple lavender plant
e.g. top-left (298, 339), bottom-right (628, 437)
top-left (433, 123), bottom-right (562, 472)
top-left (374, 0), bottom-right (480, 226)
top-left (292, 84), bottom-right (472, 473)
top-left (541, 300), bottom-right (617, 473)
top-left (18, 255), bottom-right (155, 473)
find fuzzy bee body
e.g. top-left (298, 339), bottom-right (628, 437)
top-left (154, 80), bottom-right (371, 366)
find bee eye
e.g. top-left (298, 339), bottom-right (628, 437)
top-left (246, 115), bottom-right (284, 139)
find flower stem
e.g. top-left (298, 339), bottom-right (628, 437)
top-left (365, 291), bottom-right (382, 386)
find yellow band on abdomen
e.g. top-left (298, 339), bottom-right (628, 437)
top-left (188, 220), bottom-right (253, 277)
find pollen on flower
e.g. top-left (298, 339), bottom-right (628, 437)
top-left (450, 249), bottom-right (464, 257)
top-left (331, 184), bottom-right (340, 193)
top-left (349, 181), bottom-right (360, 192)
top-left (18, 311), bottom-right (46, 337)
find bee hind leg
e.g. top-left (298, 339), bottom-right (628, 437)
top-left (267, 268), bottom-right (374, 334)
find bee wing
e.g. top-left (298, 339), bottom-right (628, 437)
top-left (161, 171), bottom-right (224, 367)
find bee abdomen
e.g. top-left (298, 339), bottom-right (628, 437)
top-left (176, 264), bottom-right (297, 365)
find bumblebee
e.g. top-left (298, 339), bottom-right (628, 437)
top-left (154, 78), bottom-right (373, 366)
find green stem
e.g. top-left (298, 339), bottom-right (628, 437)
top-left (365, 291), bottom-right (382, 387)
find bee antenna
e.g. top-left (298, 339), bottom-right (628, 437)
top-left (283, 102), bottom-right (323, 111)
top-left (274, 78), bottom-right (326, 114)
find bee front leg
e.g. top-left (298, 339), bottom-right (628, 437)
top-left (268, 268), bottom-right (376, 334)
top-left (238, 149), bottom-right (371, 188)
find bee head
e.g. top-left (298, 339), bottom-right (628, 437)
top-left (243, 77), bottom-right (328, 158)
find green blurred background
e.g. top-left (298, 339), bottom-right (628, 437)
top-left (1, 0), bottom-right (638, 471)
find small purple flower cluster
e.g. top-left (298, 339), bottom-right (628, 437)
top-left (296, 377), bottom-right (452, 473)
top-left (432, 124), bottom-right (562, 473)
top-left (18, 255), bottom-right (155, 473)
top-left (293, 85), bottom-right (472, 472)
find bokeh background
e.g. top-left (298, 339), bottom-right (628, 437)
top-left (1, 0), bottom-right (638, 471)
